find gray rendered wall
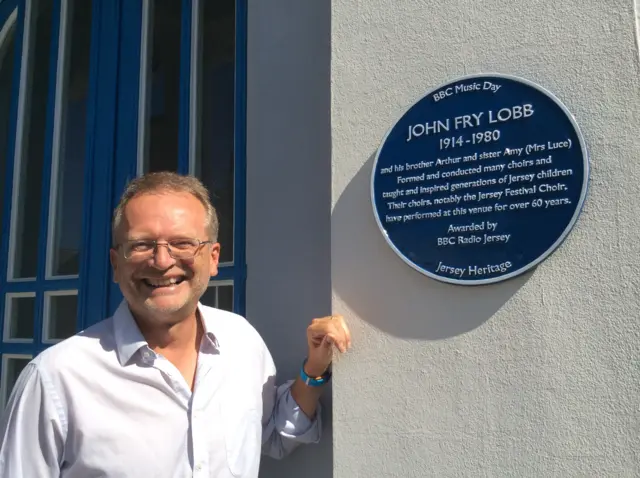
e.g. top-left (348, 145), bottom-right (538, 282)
top-left (246, 1), bottom-right (332, 477)
top-left (332, 1), bottom-right (640, 477)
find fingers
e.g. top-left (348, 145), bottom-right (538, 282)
top-left (322, 332), bottom-right (345, 353)
top-left (308, 314), bottom-right (351, 353)
top-left (328, 316), bottom-right (351, 352)
top-left (335, 315), bottom-right (352, 349)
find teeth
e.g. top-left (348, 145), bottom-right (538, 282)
top-left (146, 278), bottom-right (180, 287)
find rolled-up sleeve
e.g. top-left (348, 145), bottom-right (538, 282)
top-left (260, 355), bottom-right (322, 459)
top-left (0, 363), bottom-right (65, 477)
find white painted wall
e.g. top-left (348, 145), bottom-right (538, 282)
top-left (332, 1), bottom-right (640, 477)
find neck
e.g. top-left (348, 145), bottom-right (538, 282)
top-left (135, 309), bottom-right (203, 355)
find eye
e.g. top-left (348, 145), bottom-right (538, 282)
top-left (170, 239), bottom-right (198, 250)
top-left (129, 241), bottom-right (153, 252)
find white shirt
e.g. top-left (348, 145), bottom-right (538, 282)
top-left (0, 301), bottom-right (321, 477)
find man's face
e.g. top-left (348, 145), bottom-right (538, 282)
top-left (109, 191), bottom-right (220, 324)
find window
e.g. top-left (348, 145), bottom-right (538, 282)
top-left (110, 0), bottom-right (245, 316)
top-left (0, 354), bottom-right (30, 408)
top-left (3, 293), bottom-right (35, 343)
top-left (137, 0), bottom-right (182, 174)
top-left (201, 280), bottom-right (234, 313)
top-left (46, 0), bottom-right (92, 279)
top-left (190, 0), bottom-right (243, 312)
top-left (0, 2), bottom-right (20, 406)
top-left (0, 8), bottom-right (16, 241)
top-left (193, 0), bottom-right (236, 266)
top-left (7, 0), bottom-right (53, 281)
top-left (0, 0), bottom-right (94, 406)
top-left (42, 290), bottom-right (78, 344)
top-left (0, 0), bottom-right (246, 406)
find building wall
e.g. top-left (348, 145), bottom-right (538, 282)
top-left (331, 1), bottom-right (640, 477)
top-left (246, 1), bottom-right (332, 477)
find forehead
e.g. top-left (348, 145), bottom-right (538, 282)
top-left (120, 191), bottom-right (207, 236)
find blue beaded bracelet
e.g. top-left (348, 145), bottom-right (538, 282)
top-left (300, 359), bottom-right (332, 387)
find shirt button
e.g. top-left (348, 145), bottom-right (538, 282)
top-left (195, 464), bottom-right (202, 472)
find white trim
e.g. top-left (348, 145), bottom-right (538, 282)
top-left (42, 289), bottom-right (77, 344)
top-left (136, 0), bottom-right (152, 176)
top-left (7, 0), bottom-right (33, 281)
top-left (207, 279), bottom-right (233, 287)
top-left (1, 353), bottom-right (32, 409)
top-left (5, 276), bottom-right (35, 283)
top-left (188, 0), bottom-right (201, 176)
top-left (2, 292), bottom-right (35, 343)
top-left (45, 0), bottom-right (78, 280)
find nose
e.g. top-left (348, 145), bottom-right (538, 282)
top-left (151, 243), bottom-right (176, 269)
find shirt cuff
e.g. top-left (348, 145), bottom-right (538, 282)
top-left (273, 380), bottom-right (322, 444)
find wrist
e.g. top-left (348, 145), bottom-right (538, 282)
top-left (300, 358), bottom-right (332, 387)
top-left (303, 360), bottom-right (330, 378)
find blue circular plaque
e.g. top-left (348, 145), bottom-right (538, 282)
top-left (371, 74), bottom-right (589, 285)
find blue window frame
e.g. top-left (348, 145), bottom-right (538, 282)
top-left (0, 0), bottom-right (247, 406)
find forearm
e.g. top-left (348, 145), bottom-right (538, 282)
top-left (289, 358), bottom-right (332, 419)
top-left (260, 377), bottom-right (324, 459)
top-left (285, 312), bottom-right (349, 421)
top-left (290, 376), bottom-right (325, 419)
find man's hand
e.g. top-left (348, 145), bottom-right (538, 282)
top-left (290, 315), bottom-right (351, 419)
top-left (304, 315), bottom-right (351, 377)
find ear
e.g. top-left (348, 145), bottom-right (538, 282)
top-left (109, 248), bottom-right (120, 283)
top-left (209, 243), bottom-right (221, 277)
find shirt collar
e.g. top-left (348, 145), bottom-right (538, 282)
top-left (113, 301), bottom-right (149, 366)
top-left (197, 302), bottom-right (221, 350)
top-left (113, 300), bottom-right (220, 366)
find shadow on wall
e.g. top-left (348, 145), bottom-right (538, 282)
top-left (332, 154), bottom-right (534, 340)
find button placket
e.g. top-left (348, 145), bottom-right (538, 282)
top-left (154, 355), bottom-right (191, 400)
top-left (190, 403), bottom-right (209, 475)
top-left (190, 343), bottom-right (220, 474)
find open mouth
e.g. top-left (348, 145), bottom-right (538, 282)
top-left (142, 277), bottom-right (186, 289)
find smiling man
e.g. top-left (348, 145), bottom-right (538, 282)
top-left (0, 172), bottom-right (350, 477)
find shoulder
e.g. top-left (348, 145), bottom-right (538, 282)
top-left (30, 317), bottom-right (116, 378)
top-left (198, 304), bottom-right (277, 388)
top-left (198, 303), bottom-right (264, 341)
top-left (198, 304), bottom-right (269, 354)
top-left (4, 318), bottom-right (116, 418)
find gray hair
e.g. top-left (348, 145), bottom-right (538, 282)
top-left (111, 172), bottom-right (219, 246)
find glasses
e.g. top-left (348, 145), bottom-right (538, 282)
top-left (118, 238), bottom-right (214, 261)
